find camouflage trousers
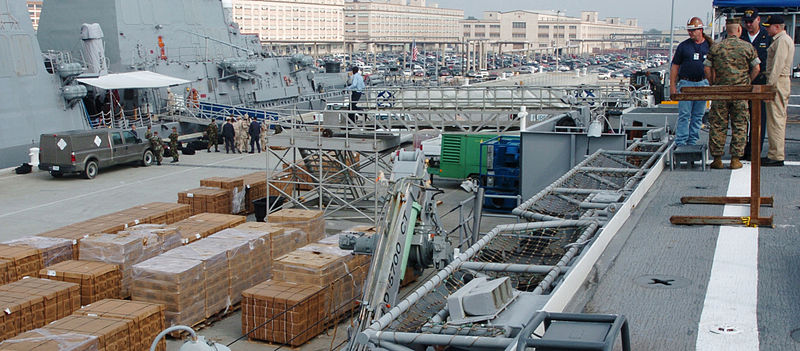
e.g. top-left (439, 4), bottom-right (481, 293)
top-left (708, 100), bottom-right (749, 157)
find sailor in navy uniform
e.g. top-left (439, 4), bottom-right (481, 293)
top-left (740, 8), bottom-right (772, 160)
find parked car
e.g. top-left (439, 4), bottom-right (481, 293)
top-left (597, 71), bottom-right (611, 80)
top-left (39, 128), bottom-right (154, 179)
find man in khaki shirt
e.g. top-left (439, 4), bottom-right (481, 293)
top-left (763, 15), bottom-right (795, 167)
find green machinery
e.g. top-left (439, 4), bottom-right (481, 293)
top-left (427, 133), bottom-right (497, 180)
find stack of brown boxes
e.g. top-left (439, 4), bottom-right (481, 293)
top-left (273, 244), bottom-right (369, 321)
top-left (119, 225), bottom-right (182, 255)
top-left (267, 209), bottom-right (326, 243)
top-left (36, 203), bottom-right (191, 257)
top-left (233, 222), bottom-right (309, 262)
top-left (2, 236), bottom-right (75, 267)
top-left (209, 227), bottom-right (273, 288)
top-left (241, 280), bottom-right (328, 346)
top-left (0, 291), bottom-right (44, 342)
top-left (235, 171), bottom-right (295, 214)
top-left (74, 299), bottom-right (166, 351)
top-left (200, 177), bottom-right (247, 215)
top-left (0, 244), bottom-right (43, 282)
top-left (165, 213), bottom-right (246, 244)
top-left (131, 256), bottom-right (205, 327)
top-left (41, 315), bottom-right (134, 351)
top-left (162, 243), bottom-right (230, 318)
top-left (0, 260), bottom-right (10, 285)
top-left (40, 260), bottom-right (121, 306)
top-left (202, 236), bottom-right (254, 305)
top-left (0, 278), bottom-right (81, 324)
top-left (0, 329), bottom-right (98, 351)
top-left (177, 187), bottom-right (232, 215)
top-left (79, 232), bottom-right (158, 299)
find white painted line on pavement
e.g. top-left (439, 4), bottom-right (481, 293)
top-left (696, 164), bottom-right (760, 350)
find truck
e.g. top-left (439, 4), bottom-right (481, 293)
top-left (38, 128), bottom-right (155, 179)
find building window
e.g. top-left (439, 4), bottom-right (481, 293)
top-left (490, 24), bottom-right (500, 29)
top-left (538, 33), bottom-right (549, 38)
top-left (512, 33), bottom-right (526, 38)
top-left (512, 22), bottom-right (526, 29)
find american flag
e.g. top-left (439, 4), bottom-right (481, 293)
top-left (412, 40), bottom-right (418, 61)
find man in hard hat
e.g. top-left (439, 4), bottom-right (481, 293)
top-left (740, 8), bottom-right (771, 161)
top-left (669, 17), bottom-right (711, 147)
top-left (704, 18), bottom-right (760, 169)
top-left (762, 15), bottom-right (795, 167)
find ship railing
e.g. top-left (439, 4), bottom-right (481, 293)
top-left (88, 107), bottom-right (156, 130)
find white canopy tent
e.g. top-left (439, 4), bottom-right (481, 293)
top-left (77, 71), bottom-right (191, 89)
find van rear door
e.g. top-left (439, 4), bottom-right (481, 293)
top-left (39, 134), bottom-right (73, 167)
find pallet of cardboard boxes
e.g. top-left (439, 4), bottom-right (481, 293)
top-left (40, 260), bottom-right (121, 306)
top-left (165, 213), bottom-right (246, 244)
top-left (199, 177), bottom-right (247, 215)
top-left (0, 329), bottom-right (99, 351)
top-left (0, 278), bottom-right (81, 342)
top-left (74, 299), bottom-right (166, 351)
top-left (178, 187), bottom-right (232, 215)
top-left (0, 244), bottom-right (43, 282)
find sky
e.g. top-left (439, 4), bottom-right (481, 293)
top-left (430, 0), bottom-right (715, 31)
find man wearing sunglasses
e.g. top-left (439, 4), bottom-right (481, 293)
top-left (740, 8), bottom-right (772, 161)
top-left (670, 17), bottom-right (711, 147)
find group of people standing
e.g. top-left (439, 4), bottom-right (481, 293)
top-left (209, 115), bottom-right (266, 154)
top-left (670, 9), bottom-right (794, 168)
top-left (143, 125), bottom-right (180, 165)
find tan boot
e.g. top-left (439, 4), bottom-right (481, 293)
top-left (729, 158), bottom-right (742, 169)
top-left (710, 157), bottom-right (724, 169)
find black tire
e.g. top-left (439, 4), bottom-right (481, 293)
top-left (50, 171), bottom-right (63, 178)
top-left (83, 160), bottom-right (98, 179)
top-left (142, 150), bottom-right (154, 167)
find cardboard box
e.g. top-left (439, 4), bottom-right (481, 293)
top-left (178, 187), bottom-right (232, 215)
top-left (0, 244), bottom-right (43, 282)
top-left (165, 213), bottom-right (246, 245)
top-left (42, 315), bottom-right (133, 351)
top-left (209, 228), bottom-right (273, 288)
top-left (0, 291), bottom-right (44, 342)
top-left (203, 237), bottom-right (257, 305)
top-left (0, 260), bottom-right (10, 286)
top-left (0, 328), bottom-right (99, 351)
top-left (267, 209), bottom-right (326, 243)
top-left (200, 177), bottom-right (247, 215)
top-left (2, 237), bottom-right (74, 268)
top-left (74, 299), bottom-right (166, 351)
top-left (241, 280), bottom-right (328, 346)
top-left (40, 260), bottom-right (121, 306)
top-left (162, 244), bottom-right (230, 318)
top-left (131, 256), bottom-right (205, 328)
top-left (0, 278), bottom-right (80, 325)
top-left (235, 172), bottom-right (295, 214)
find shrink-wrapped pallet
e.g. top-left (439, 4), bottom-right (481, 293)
top-left (0, 278), bottom-right (80, 325)
top-left (241, 280), bottom-right (328, 346)
top-left (200, 177), bottom-right (247, 215)
top-left (209, 228), bottom-right (272, 287)
top-left (74, 299), bottom-right (166, 351)
top-left (42, 315), bottom-right (133, 351)
top-left (0, 291), bottom-right (44, 342)
top-left (0, 328), bottom-right (99, 351)
top-left (162, 243), bottom-right (230, 318)
top-left (0, 244), bottom-right (43, 282)
top-left (165, 213), bottom-right (246, 245)
top-left (79, 233), bottom-right (146, 299)
top-left (203, 237), bottom-right (257, 305)
top-left (40, 260), bottom-right (121, 306)
top-left (177, 187), bottom-right (232, 215)
top-left (131, 256), bottom-right (205, 327)
top-left (2, 237), bottom-right (74, 267)
top-left (117, 225), bottom-right (182, 255)
top-left (233, 222), bottom-right (306, 259)
top-left (267, 209), bottom-right (326, 243)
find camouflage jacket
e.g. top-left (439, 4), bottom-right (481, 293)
top-left (704, 37), bottom-right (760, 86)
top-left (206, 122), bottom-right (218, 138)
top-left (169, 132), bottom-right (179, 146)
top-left (148, 135), bottom-right (163, 150)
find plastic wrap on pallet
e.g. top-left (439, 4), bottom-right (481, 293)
top-left (166, 213), bottom-right (246, 245)
top-left (0, 328), bottom-right (99, 351)
top-left (204, 237), bottom-right (254, 306)
top-left (39, 260), bottom-right (121, 306)
top-left (241, 280), bottom-right (328, 347)
top-left (0, 244), bottom-right (43, 282)
top-left (131, 256), bottom-right (205, 327)
top-left (162, 243), bottom-right (231, 318)
top-left (210, 228), bottom-right (273, 286)
top-left (120, 224), bottom-right (182, 255)
top-left (0, 277), bottom-right (81, 325)
top-left (2, 236), bottom-right (74, 267)
top-left (41, 315), bottom-right (133, 351)
top-left (74, 299), bottom-right (166, 351)
top-left (268, 209), bottom-right (326, 243)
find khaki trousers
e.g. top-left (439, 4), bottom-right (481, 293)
top-left (766, 76), bottom-right (791, 161)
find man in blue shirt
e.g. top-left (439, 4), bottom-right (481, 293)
top-left (669, 17), bottom-right (711, 146)
top-left (740, 8), bottom-right (772, 160)
top-left (346, 66), bottom-right (365, 123)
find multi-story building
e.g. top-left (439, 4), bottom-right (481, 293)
top-left (343, 0), bottom-right (463, 52)
top-left (463, 10), bottom-right (642, 55)
top-left (27, 1), bottom-right (42, 31)
top-left (232, 0), bottom-right (345, 54)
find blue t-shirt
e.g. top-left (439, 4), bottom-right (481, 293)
top-left (672, 38), bottom-right (710, 81)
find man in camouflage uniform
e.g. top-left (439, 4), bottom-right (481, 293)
top-left (145, 125), bottom-right (153, 139)
top-left (235, 115), bottom-right (249, 154)
top-left (206, 121), bottom-right (219, 152)
top-left (169, 126), bottom-right (180, 163)
top-left (148, 131), bottom-right (163, 165)
top-left (703, 18), bottom-right (761, 169)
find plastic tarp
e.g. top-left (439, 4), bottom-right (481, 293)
top-left (713, 0), bottom-right (800, 6)
top-left (77, 71), bottom-right (191, 90)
